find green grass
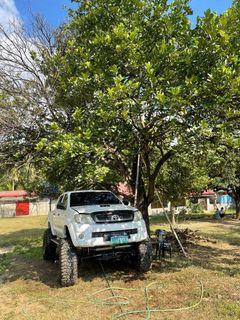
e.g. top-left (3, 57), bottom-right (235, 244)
top-left (0, 216), bottom-right (46, 275)
top-left (150, 209), bottom-right (235, 225)
top-left (0, 215), bottom-right (240, 320)
top-left (218, 302), bottom-right (240, 320)
top-left (0, 254), bottom-right (11, 275)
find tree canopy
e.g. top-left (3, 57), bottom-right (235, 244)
top-left (39, 0), bottom-right (202, 220)
top-left (1, 0), bottom-right (240, 224)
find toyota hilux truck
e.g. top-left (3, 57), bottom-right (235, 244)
top-left (43, 190), bottom-right (152, 286)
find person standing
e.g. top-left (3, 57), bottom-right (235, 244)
top-left (213, 207), bottom-right (221, 220)
top-left (220, 207), bottom-right (225, 219)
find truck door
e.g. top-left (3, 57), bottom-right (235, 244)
top-left (54, 194), bottom-right (68, 237)
top-left (52, 195), bottom-right (63, 235)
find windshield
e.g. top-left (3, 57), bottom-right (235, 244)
top-left (70, 192), bottom-right (121, 207)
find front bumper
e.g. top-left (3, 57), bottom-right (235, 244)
top-left (70, 220), bottom-right (148, 248)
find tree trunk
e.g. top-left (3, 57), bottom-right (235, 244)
top-left (230, 190), bottom-right (240, 220)
top-left (236, 199), bottom-right (240, 219)
top-left (141, 178), bottom-right (156, 235)
top-left (140, 199), bottom-right (150, 235)
top-left (170, 203), bottom-right (176, 226)
top-left (134, 150), bottom-right (174, 235)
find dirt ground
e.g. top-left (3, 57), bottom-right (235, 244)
top-left (0, 216), bottom-right (240, 320)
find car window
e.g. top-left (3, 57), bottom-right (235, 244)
top-left (56, 194), bottom-right (68, 210)
top-left (57, 195), bottom-right (64, 206)
top-left (62, 194), bottom-right (68, 209)
top-left (70, 192), bottom-right (121, 207)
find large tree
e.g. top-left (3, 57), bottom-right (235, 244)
top-left (2, 0), bottom-right (240, 226)
top-left (39, 0), bottom-right (240, 228)
top-left (190, 1), bottom-right (240, 219)
top-left (40, 0), bottom-right (208, 228)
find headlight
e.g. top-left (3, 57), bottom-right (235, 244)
top-left (134, 210), bottom-right (143, 222)
top-left (74, 214), bottom-right (92, 224)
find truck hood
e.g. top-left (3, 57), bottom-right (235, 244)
top-left (71, 204), bottom-right (136, 214)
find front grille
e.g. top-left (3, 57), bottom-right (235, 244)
top-left (92, 228), bottom-right (138, 240)
top-left (91, 210), bottom-right (134, 223)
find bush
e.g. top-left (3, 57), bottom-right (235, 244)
top-left (187, 202), bottom-right (204, 214)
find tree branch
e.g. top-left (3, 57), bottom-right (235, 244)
top-left (152, 150), bottom-right (175, 180)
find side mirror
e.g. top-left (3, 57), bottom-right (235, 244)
top-left (57, 203), bottom-right (66, 210)
top-left (123, 199), bottom-right (130, 206)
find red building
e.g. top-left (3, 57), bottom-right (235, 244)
top-left (0, 190), bottom-right (29, 216)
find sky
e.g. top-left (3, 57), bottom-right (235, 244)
top-left (0, 0), bottom-right (234, 30)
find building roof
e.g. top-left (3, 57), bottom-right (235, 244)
top-left (0, 190), bottom-right (27, 198)
top-left (116, 182), bottom-right (133, 197)
top-left (190, 189), bottom-right (216, 198)
top-left (201, 190), bottom-right (216, 196)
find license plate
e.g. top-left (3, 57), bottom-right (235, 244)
top-left (110, 235), bottom-right (129, 245)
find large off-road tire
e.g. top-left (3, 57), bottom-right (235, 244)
top-left (43, 228), bottom-right (57, 261)
top-left (135, 238), bottom-right (153, 272)
top-left (59, 238), bottom-right (78, 287)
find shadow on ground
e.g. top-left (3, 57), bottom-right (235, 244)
top-left (1, 253), bottom-right (149, 288)
top-left (1, 221), bottom-right (240, 288)
top-left (0, 228), bottom-right (148, 288)
top-left (0, 228), bottom-right (44, 247)
top-left (152, 238), bottom-right (240, 278)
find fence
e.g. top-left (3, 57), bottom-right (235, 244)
top-left (0, 198), bottom-right (57, 217)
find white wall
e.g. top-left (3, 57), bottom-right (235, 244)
top-left (0, 203), bottom-right (15, 217)
top-left (0, 198), bottom-right (58, 217)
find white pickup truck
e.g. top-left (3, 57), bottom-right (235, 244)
top-left (43, 190), bottom-right (152, 286)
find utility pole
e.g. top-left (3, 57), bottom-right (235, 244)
top-left (134, 153), bottom-right (141, 207)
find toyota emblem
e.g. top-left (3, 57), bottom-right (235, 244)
top-left (111, 214), bottom-right (120, 221)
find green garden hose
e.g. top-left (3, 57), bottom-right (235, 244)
top-left (20, 262), bottom-right (204, 320)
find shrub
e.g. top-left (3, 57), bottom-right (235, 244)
top-left (187, 202), bottom-right (204, 214)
